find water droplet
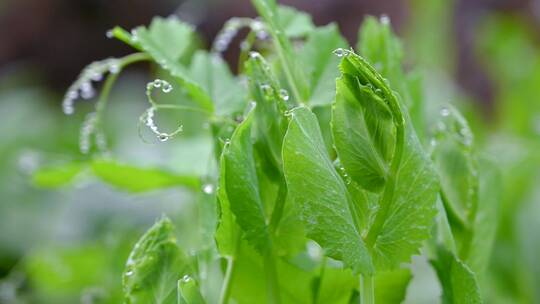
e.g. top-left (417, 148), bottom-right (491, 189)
top-left (162, 83), bottom-right (173, 93)
top-left (249, 51), bottom-right (263, 61)
top-left (153, 79), bottom-right (162, 88)
top-left (157, 133), bottom-right (169, 142)
top-left (109, 60), bottom-right (120, 74)
top-left (182, 275), bottom-right (191, 282)
top-left (333, 48), bottom-right (349, 58)
top-left (260, 84), bottom-right (273, 97)
top-left (67, 90), bottom-right (78, 100)
top-left (256, 30), bottom-right (269, 40)
top-left (80, 82), bottom-right (95, 100)
top-left (380, 14), bottom-right (390, 25)
top-left (202, 184), bottom-right (214, 194)
top-left (126, 270), bottom-right (134, 277)
top-left (279, 89), bottom-right (289, 101)
top-left (106, 30), bottom-right (114, 38)
top-left (240, 41), bottom-right (250, 51)
top-left (436, 121), bottom-right (446, 132)
top-left (440, 107), bottom-right (450, 117)
top-left (90, 71), bottom-right (103, 81)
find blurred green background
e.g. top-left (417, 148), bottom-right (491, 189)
top-left (1, 0), bottom-right (540, 303)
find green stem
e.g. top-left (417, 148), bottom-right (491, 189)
top-left (269, 178), bottom-right (287, 232)
top-left (95, 52), bottom-right (150, 124)
top-left (264, 251), bottom-right (281, 304)
top-left (313, 257), bottom-right (327, 304)
top-left (218, 256), bottom-right (237, 304)
top-left (360, 275), bottom-right (374, 304)
top-left (365, 92), bottom-right (405, 247)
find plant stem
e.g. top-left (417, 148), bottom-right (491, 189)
top-left (313, 257), bottom-right (327, 304)
top-left (219, 256), bottom-right (237, 304)
top-left (264, 251), bottom-right (281, 304)
top-left (269, 178), bottom-right (287, 232)
top-left (360, 275), bottom-right (374, 304)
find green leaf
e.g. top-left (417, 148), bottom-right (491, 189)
top-left (91, 159), bottom-right (199, 192)
top-left (189, 51), bottom-right (246, 116)
top-left (357, 16), bottom-right (425, 139)
top-left (220, 104), bottom-right (271, 253)
top-left (431, 246), bottom-right (482, 304)
top-left (282, 106), bottom-right (373, 274)
top-left (32, 162), bottom-right (85, 188)
top-left (336, 51), bottom-right (438, 270)
top-left (123, 217), bottom-right (192, 304)
top-left (466, 156), bottom-right (501, 274)
top-left (215, 160), bottom-right (239, 256)
top-left (368, 118), bottom-right (438, 270)
top-left (144, 17), bottom-right (195, 61)
top-left (332, 80), bottom-right (392, 192)
top-left (132, 19), bottom-right (214, 112)
top-left (245, 53), bottom-right (288, 172)
top-left (301, 24), bottom-right (348, 106)
top-left (251, 0), bottom-right (309, 102)
top-left (432, 106), bottom-right (477, 226)
top-left (277, 5), bottom-right (315, 38)
top-left (357, 16), bottom-right (403, 93)
top-left (314, 267), bottom-right (357, 304)
top-left (374, 269), bottom-right (412, 304)
top-left (177, 276), bottom-right (206, 304)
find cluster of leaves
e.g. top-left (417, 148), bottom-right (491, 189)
top-left (34, 0), bottom-right (502, 303)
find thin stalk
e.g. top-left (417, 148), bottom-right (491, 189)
top-left (365, 92), bottom-right (405, 247)
top-left (218, 256), bottom-right (237, 304)
top-left (313, 257), bottom-right (327, 304)
top-left (360, 275), bottom-right (374, 304)
top-left (264, 250), bottom-right (281, 304)
top-left (269, 178), bottom-right (287, 232)
top-left (219, 232), bottom-right (242, 304)
top-left (95, 52), bottom-right (151, 123)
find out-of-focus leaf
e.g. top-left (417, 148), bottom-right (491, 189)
top-left (467, 156), bottom-right (501, 274)
top-left (301, 24), bottom-right (347, 107)
top-left (315, 266), bottom-right (357, 304)
top-left (357, 16), bottom-right (403, 95)
top-left (220, 105), bottom-right (271, 253)
top-left (189, 51), bottom-right (246, 116)
top-left (144, 17), bottom-right (194, 61)
top-left (132, 18), bottom-right (213, 112)
top-left (24, 243), bottom-right (123, 303)
top-left (177, 276), bottom-right (206, 304)
top-left (32, 162), bottom-right (85, 188)
top-left (123, 217), bottom-right (191, 304)
top-left (374, 269), bottom-right (412, 304)
top-left (91, 159), bottom-right (199, 193)
top-left (251, 0), bottom-right (309, 102)
top-left (277, 5), bottom-right (315, 38)
top-left (282, 107), bottom-right (373, 275)
top-left (431, 246), bottom-right (482, 304)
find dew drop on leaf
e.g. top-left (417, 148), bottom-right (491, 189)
top-left (157, 133), bottom-right (169, 142)
top-left (279, 89), bottom-right (289, 101)
top-left (332, 48), bottom-right (350, 58)
top-left (380, 14), bottom-right (390, 25)
top-left (440, 107), bottom-right (450, 117)
top-left (260, 84), bottom-right (273, 97)
top-left (202, 184), bottom-right (214, 194)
